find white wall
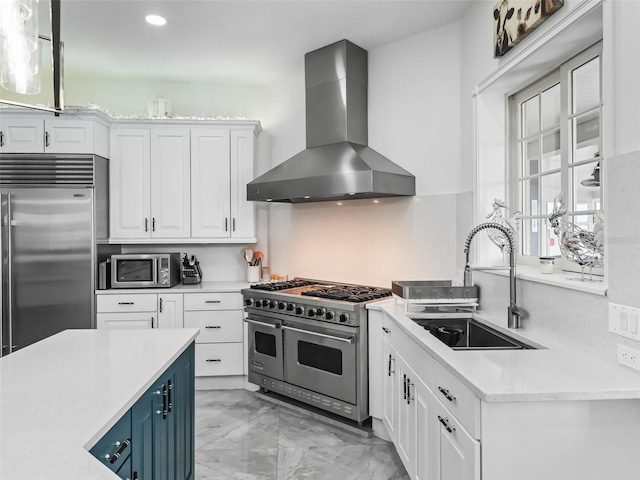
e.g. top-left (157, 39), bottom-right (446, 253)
top-left (262, 22), bottom-right (464, 286)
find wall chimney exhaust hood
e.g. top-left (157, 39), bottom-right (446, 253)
top-left (247, 40), bottom-right (415, 203)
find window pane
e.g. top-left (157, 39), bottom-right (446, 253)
top-left (520, 219), bottom-right (538, 256)
top-left (522, 178), bottom-right (539, 216)
top-left (544, 221), bottom-right (561, 257)
top-left (541, 84), bottom-right (561, 129)
top-left (572, 161), bottom-right (601, 210)
top-left (541, 173), bottom-right (562, 215)
top-left (572, 57), bottom-right (600, 114)
top-left (522, 95), bottom-right (540, 137)
top-left (572, 110), bottom-right (600, 163)
top-left (542, 129), bottom-right (560, 171)
top-left (522, 139), bottom-right (540, 175)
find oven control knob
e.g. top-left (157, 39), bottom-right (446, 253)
top-left (316, 307), bottom-right (326, 317)
top-left (325, 310), bottom-right (335, 320)
top-left (268, 300), bottom-right (277, 308)
top-left (286, 303), bottom-right (296, 311)
top-left (244, 298), bottom-right (254, 307)
top-left (307, 309), bottom-right (315, 317)
top-left (295, 306), bottom-right (304, 315)
top-left (339, 313), bottom-right (349, 323)
top-left (278, 301), bottom-right (287, 310)
top-left (255, 299), bottom-right (263, 308)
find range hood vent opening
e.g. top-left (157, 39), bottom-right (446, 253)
top-left (247, 39), bottom-right (415, 203)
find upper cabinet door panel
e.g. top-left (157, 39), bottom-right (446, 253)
top-left (0, 118), bottom-right (44, 153)
top-left (45, 120), bottom-right (94, 154)
top-left (190, 129), bottom-right (231, 238)
top-left (230, 130), bottom-right (255, 239)
top-left (110, 128), bottom-right (151, 238)
top-left (150, 128), bottom-right (191, 238)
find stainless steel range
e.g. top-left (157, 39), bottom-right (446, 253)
top-left (242, 278), bottom-right (392, 424)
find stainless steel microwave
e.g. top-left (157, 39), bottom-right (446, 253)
top-left (111, 253), bottom-right (181, 288)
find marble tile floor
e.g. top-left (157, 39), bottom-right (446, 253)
top-left (195, 389), bottom-right (410, 480)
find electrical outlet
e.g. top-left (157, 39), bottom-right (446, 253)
top-left (609, 303), bottom-right (640, 342)
top-left (618, 344), bottom-right (640, 371)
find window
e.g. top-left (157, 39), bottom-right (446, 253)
top-left (510, 42), bottom-right (603, 270)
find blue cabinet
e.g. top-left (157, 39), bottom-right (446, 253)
top-left (90, 410), bottom-right (133, 479)
top-left (91, 343), bottom-right (195, 480)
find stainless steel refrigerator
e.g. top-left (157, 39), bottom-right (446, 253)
top-left (1, 154), bottom-right (110, 356)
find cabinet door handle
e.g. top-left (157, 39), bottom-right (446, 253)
top-left (159, 298), bottom-right (163, 313)
top-left (108, 438), bottom-right (131, 464)
top-left (45, 131), bottom-right (50, 147)
top-left (387, 354), bottom-right (395, 376)
top-left (438, 415), bottom-right (456, 433)
top-left (152, 217), bottom-right (156, 232)
top-left (206, 358), bottom-right (221, 362)
top-left (151, 316), bottom-right (155, 328)
top-left (0, 131), bottom-right (4, 146)
top-left (162, 383), bottom-right (168, 419)
top-left (438, 386), bottom-right (456, 402)
top-left (145, 218), bottom-right (149, 232)
top-left (232, 218), bottom-right (236, 232)
top-left (224, 217), bottom-right (228, 232)
top-left (205, 300), bottom-right (221, 304)
top-left (205, 325), bottom-right (221, 329)
top-left (118, 302), bottom-right (134, 305)
top-left (403, 374), bottom-right (407, 400)
top-left (167, 379), bottom-right (173, 413)
top-left (407, 380), bottom-right (413, 405)
top-left (382, 327), bottom-right (390, 334)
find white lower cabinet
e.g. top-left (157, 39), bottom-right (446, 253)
top-left (433, 397), bottom-right (480, 480)
top-left (183, 292), bottom-right (244, 377)
top-left (96, 293), bottom-right (158, 329)
top-left (158, 293), bottom-right (184, 329)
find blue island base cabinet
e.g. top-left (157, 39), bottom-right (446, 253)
top-left (91, 343), bottom-right (195, 480)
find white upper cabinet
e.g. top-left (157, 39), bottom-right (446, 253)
top-left (110, 127), bottom-right (190, 240)
top-left (0, 114), bottom-right (109, 157)
top-left (110, 121), bottom-right (259, 243)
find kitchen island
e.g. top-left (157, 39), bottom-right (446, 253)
top-left (369, 301), bottom-right (640, 480)
top-left (0, 328), bottom-right (199, 480)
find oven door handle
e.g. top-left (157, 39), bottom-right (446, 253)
top-left (282, 325), bottom-right (354, 344)
top-left (244, 318), bottom-right (280, 329)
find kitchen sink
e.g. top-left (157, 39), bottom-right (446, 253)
top-left (410, 317), bottom-right (536, 351)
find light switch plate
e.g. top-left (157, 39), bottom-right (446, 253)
top-left (609, 302), bottom-right (640, 342)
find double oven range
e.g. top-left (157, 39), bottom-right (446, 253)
top-left (242, 278), bottom-right (392, 424)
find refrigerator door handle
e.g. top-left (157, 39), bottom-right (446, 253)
top-left (1, 193), bottom-right (13, 355)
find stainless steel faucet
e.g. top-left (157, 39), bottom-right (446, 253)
top-left (463, 222), bottom-right (521, 329)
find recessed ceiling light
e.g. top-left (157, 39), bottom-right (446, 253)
top-left (145, 14), bottom-right (167, 26)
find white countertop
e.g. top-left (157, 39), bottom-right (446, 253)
top-left (0, 328), bottom-right (199, 480)
top-left (96, 280), bottom-right (250, 294)
top-left (375, 302), bottom-right (640, 403)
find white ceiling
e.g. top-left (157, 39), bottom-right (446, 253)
top-left (44, 0), bottom-right (477, 85)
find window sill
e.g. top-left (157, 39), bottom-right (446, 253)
top-left (479, 265), bottom-right (607, 296)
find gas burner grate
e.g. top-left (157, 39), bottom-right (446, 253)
top-left (301, 286), bottom-right (393, 303)
top-left (250, 280), bottom-right (314, 292)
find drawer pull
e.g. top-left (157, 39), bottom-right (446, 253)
top-left (206, 358), bottom-right (221, 362)
top-left (438, 386), bottom-right (456, 402)
top-left (108, 438), bottom-right (131, 464)
top-left (403, 374), bottom-right (407, 400)
top-left (205, 300), bottom-right (221, 304)
top-left (205, 325), bottom-right (221, 329)
top-left (438, 415), bottom-right (456, 433)
top-left (382, 327), bottom-right (390, 334)
top-left (387, 354), bottom-right (395, 376)
top-left (118, 302), bottom-right (134, 305)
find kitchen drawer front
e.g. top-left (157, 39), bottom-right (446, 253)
top-left (97, 294), bottom-right (157, 313)
top-left (195, 343), bottom-right (243, 376)
top-left (431, 360), bottom-right (481, 439)
top-left (184, 292), bottom-right (243, 311)
top-left (97, 312), bottom-right (155, 329)
top-left (184, 311), bottom-right (243, 343)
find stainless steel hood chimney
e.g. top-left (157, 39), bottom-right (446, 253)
top-left (247, 40), bottom-right (416, 203)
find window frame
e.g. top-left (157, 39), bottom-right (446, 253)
top-left (508, 41), bottom-right (604, 272)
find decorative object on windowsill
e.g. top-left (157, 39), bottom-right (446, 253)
top-left (493, 0), bottom-right (564, 58)
top-left (580, 159), bottom-right (600, 187)
top-left (548, 193), bottom-right (604, 282)
top-left (485, 198), bottom-right (521, 264)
